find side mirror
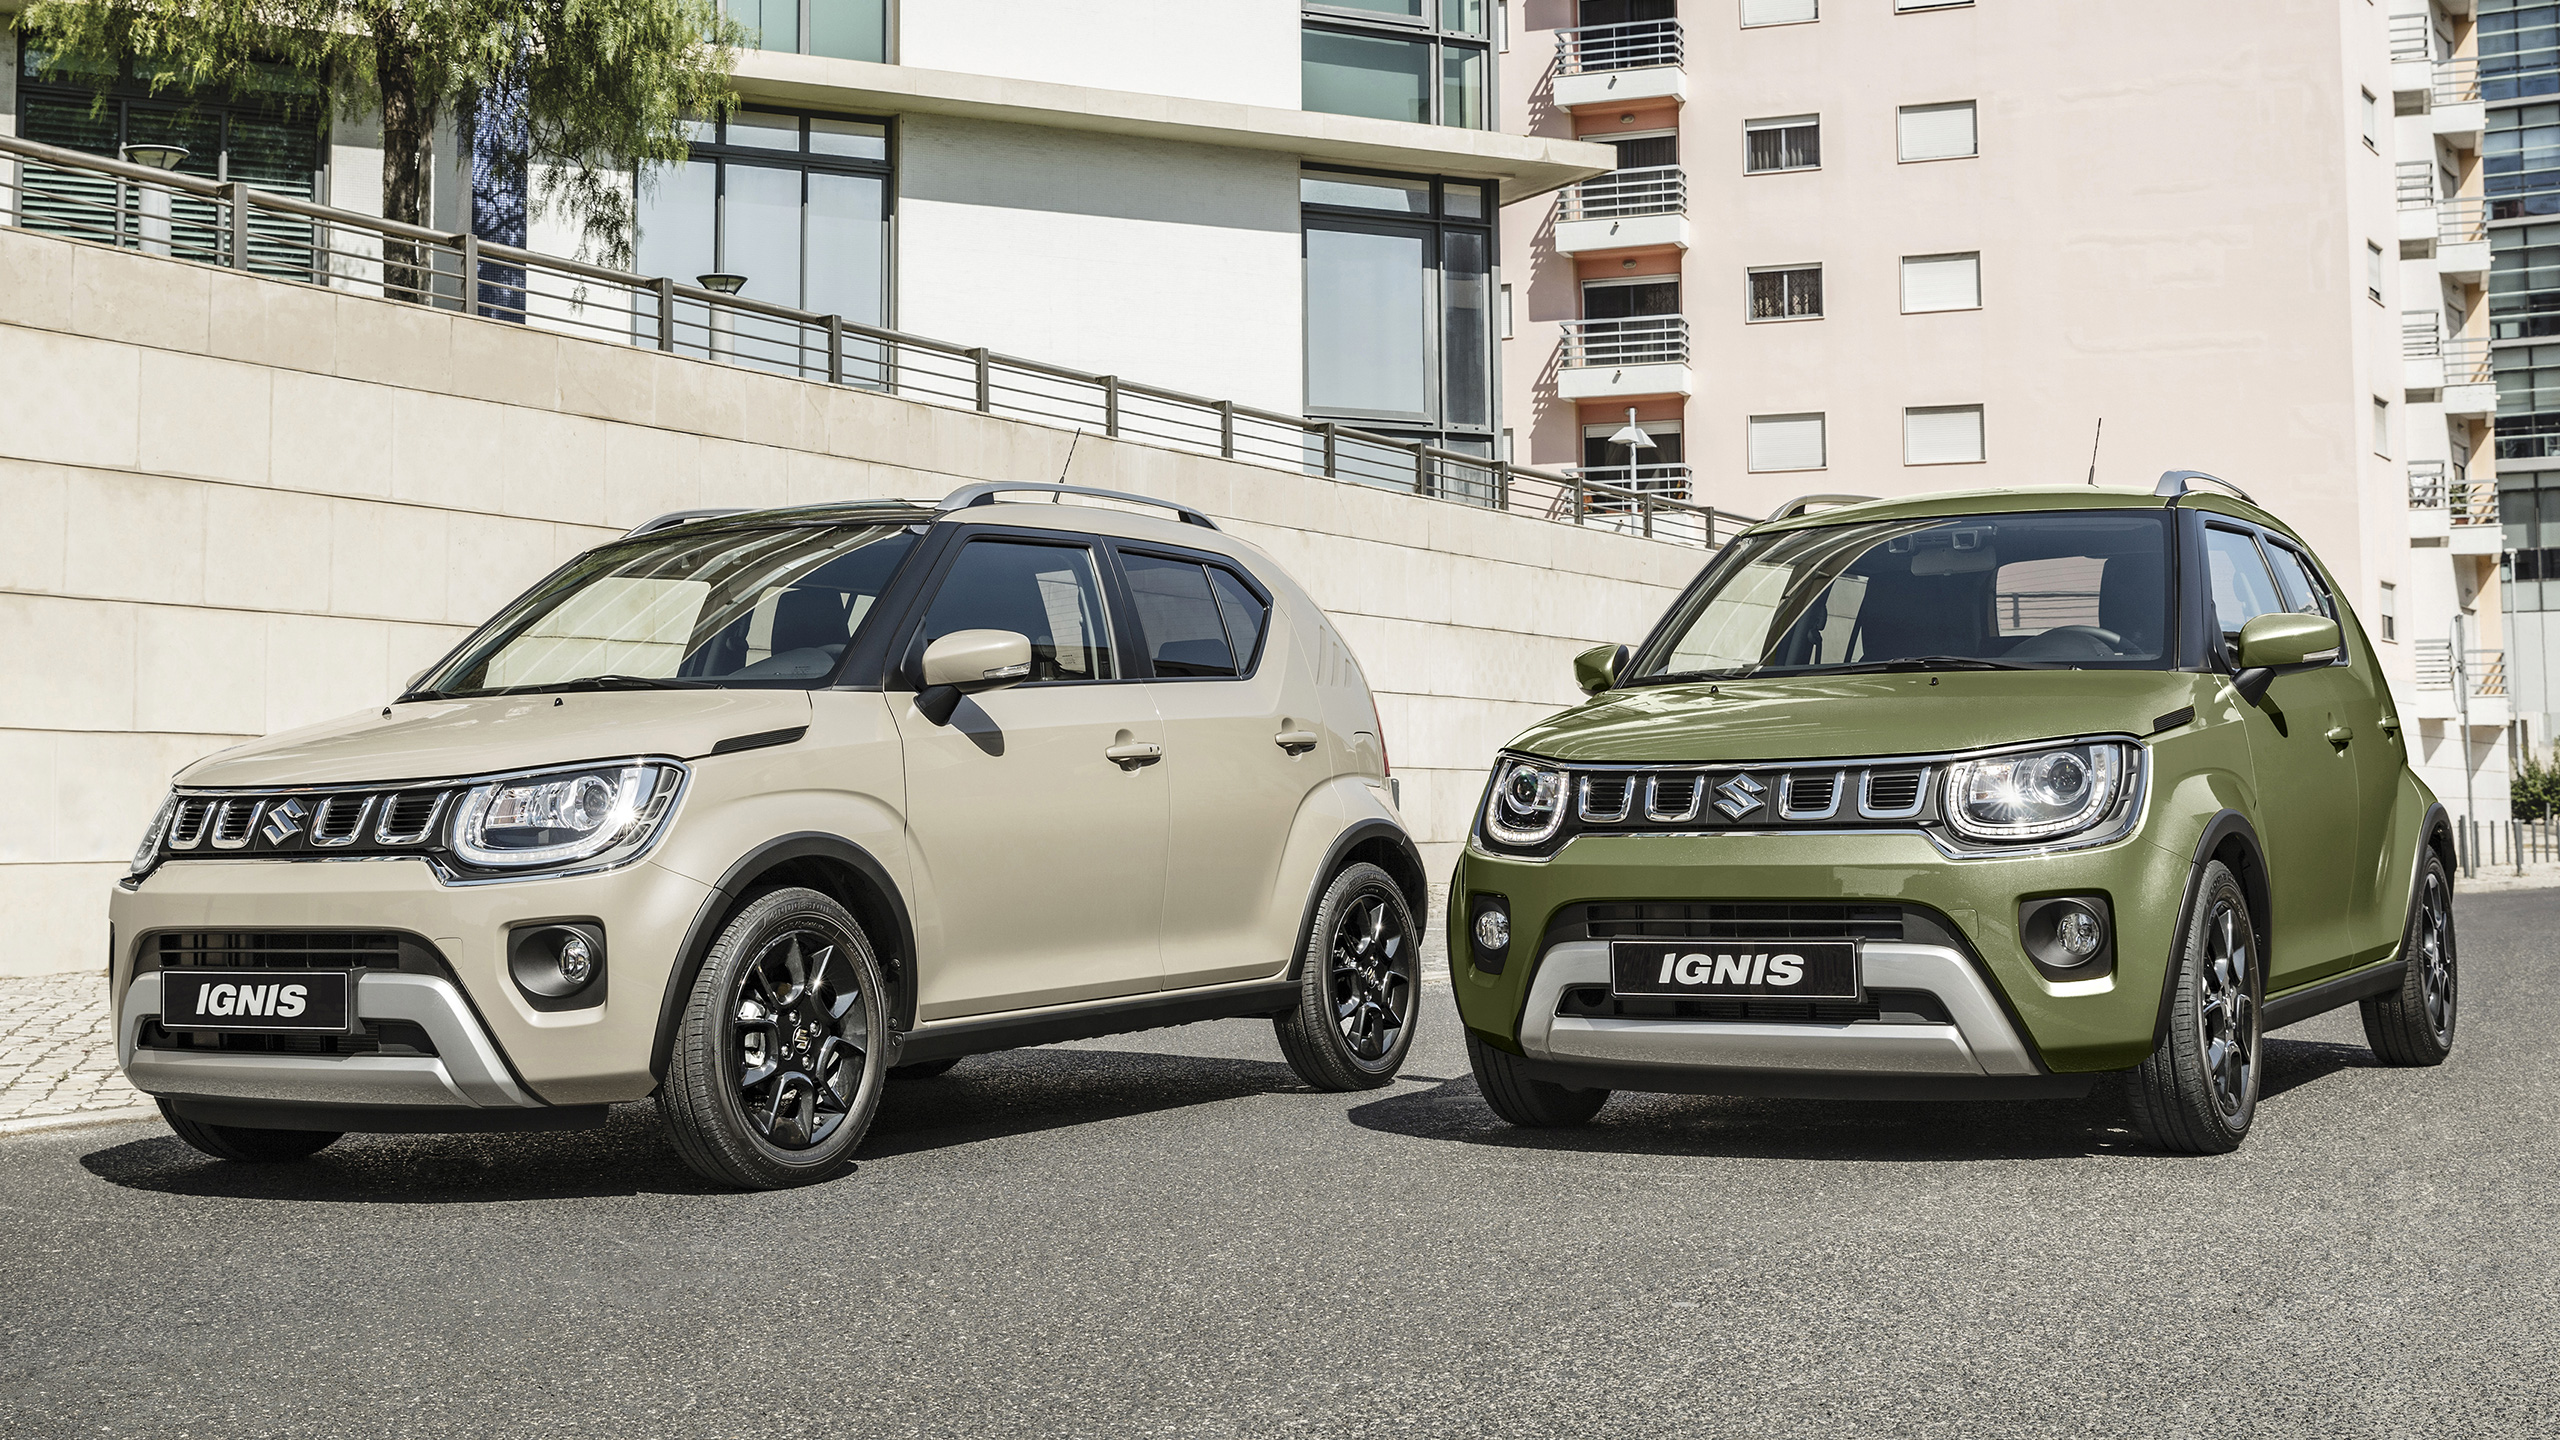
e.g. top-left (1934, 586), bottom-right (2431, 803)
top-left (1574, 643), bottom-right (1630, 696)
top-left (2231, 612), bottom-right (2342, 705)
top-left (916, 629), bottom-right (1034, 725)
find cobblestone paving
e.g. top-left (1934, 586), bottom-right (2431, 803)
top-left (0, 974), bottom-right (144, 1125)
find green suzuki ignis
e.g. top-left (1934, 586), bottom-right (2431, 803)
top-left (1452, 477), bottom-right (2457, 1153)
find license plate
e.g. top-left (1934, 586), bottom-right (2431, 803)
top-left (158, 970), bottom-right (353, 1033)
top-left (1610, 940), bottom-right (1861, 1001)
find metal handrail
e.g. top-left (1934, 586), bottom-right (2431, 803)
top-left (2439, 336), bottom-right (2494, 387)
top-left (2416, 640), bottom-right (2507, 695)
top-left (2436, 58), bottom-right (2483, 106)
top-left (1556, 19), bottom-right (1683, 75)
top-left (2390, 13), bottom-right (2435, 63)
top-left (2408, 460), bottom-right (2449, 509)
top-left (1559, 165), bottom-right (1685, 222)
top-left (2397, 160), bottom-right (2436, 208)
top-left (0, 130), bottom-right (1756, 549)
top-left (2402, 313), bottom-right (2442, 357)
top-left (2450, 477), bottom-right (2499, 526)
top-left (2440, 195), bottom-right (2489, 246)
top-left (1559, 315), bottom-right (1690, 368)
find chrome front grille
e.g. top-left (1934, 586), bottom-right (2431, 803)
top-left (155, 785), bottom-right (456, 859)
top-left (1551, 761), bottom-right (1943, 835)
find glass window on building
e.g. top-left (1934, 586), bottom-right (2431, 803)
top-left (2490, 222), bottom-right (2560, 338)
top-left (1302, 2), bottom-right (1492, 129)
top-left (722, 0), bottom-right (886, 62)
top-left (635, 109), bottom-right (890, 379)
top-left (1745, 115), bottom-right (1821, 173)
top-left (2482, 0), bottom-right (2560, 105)
top-left (2495, 342), bottom-right (2560, 462)
top-left (1748, 265), bottom-right (1822, 321)
top-left (2501, 476), bottom-right (2560, 611)
top-left (13, 40), bottom-right (326, 278)
top-left (2487, 100), bottom-right (2560, 220)
top-left (1300, 167), bottom-right (1498, 496)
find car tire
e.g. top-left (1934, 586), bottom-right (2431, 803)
top-left (1465, 1031), bottom-right (1609, 1128)
top-left (2126, 859), bottom-right (2262, 1155)
top-left (2361, 849), bottom-right (2457, 1066)
top-left (1274, 861), bottom-right (1421, 1091)
top-left (889, 1057), bottom-right (962, 1080)
top-left (661, 886), bottom-right (890, 1190)
top-left (157, 1100), bottom-right (339, 1163)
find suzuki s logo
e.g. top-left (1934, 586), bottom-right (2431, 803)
top-left (259, 798), bottom-right (308, 845)
top-left (1713, 772), bottom-right (1767, 820)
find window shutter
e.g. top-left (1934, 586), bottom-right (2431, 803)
top-left (1741, 0), bottom-right (1818, 25)
top-left (1901, 253), bottom-right (1981, 312)
top-left (1748, 414), bottom-right (1826, 472)
top-left (1897, 101), bottom-right (1977, 161)
top-left (1905, 406), bottom-right (1985, 464)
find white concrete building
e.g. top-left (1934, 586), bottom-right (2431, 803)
top-left (1500, 0), bottom-right (2511, 831)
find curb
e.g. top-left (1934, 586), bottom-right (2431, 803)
top-left (0, 1104), bottom-right (161, 1139)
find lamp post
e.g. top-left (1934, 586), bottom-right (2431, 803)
top-left (2454, 611), bottom-right (2477, 876)
top-left (118, 143), bottom-right (187, 258)
top-left (697, 272), bottom-right (746, 361)
top-left (1605, 406), bottom-right (1656, 510)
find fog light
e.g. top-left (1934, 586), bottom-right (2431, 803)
top-left (509, 923), bottom-right (604, 1001)
top-left (2053, 904), bottom-right (2104, 962)
top-left (1474, 908), bottom-right (1510, 952)
top-left (1469, 894), bottom-right (1512, 974)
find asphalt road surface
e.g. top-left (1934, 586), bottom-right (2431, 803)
top-left (5, 891), bottom-right (2558, 1439)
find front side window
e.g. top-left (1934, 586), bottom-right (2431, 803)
top-left (1302, 2), bottom-right (1491, 128)
top-left (2203, 527), bottom-right (2286, 648)
top-left (1745, 114), bottom-right (1820, 172)
top-left (1630, 511), bottom-right (2174, 681)
top-left (419, 523), bottom-right (920, 697)
top-left (2261, 540), bottom-right (2338, 621)
top-left (721, 0), bottom-right (886, 61)
top-left (635, 109), bottom-right (890, 379)
top-left (915, 540), bottom-right (1117, 684)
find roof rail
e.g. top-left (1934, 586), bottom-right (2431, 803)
top-left (1769, 493), bottom-right (1880, 521)
top-left (2154, 470), bottom-right (2256, 504)
top-left (937, 482), bottom-right (1220, 530)
top-left (623, 507), bottom-right (749, 538)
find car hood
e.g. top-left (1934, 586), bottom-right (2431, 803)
top-left (174, 691), bottom-right (815, 789)
top-left (1507, 670), bottom-right (2208, 765)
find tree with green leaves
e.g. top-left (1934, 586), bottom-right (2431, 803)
top-left (16, 0), bottom-right (738, 287)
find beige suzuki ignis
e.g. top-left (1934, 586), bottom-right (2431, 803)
top-left (112, 484), bottom-right (1424, 1188)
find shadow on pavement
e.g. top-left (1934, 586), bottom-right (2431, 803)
top-left (1347, 1035), bottom-right (2372, 1162)
top-left (77, 1048), bottom-right (1307, 1202)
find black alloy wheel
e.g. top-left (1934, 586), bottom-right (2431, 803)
top-left (2126, 859), bottom-right (2261, 1154)
top-left (1276, 861), bottom-right (1421, 1090)
top-left (2363, 850), bottom-right (2458, 1065)
top-left (663, 887), bottom-right (888, 1189)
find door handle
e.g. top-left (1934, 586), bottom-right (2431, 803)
top-left (1274, 729), bottom-right (1320, 755)
top-left (1105, 742), bottom-right (1163, 770)
top-left (2325, 725), bottom-right (2353, 748)
top-left (2379, 715), bottom-right (2401, 737)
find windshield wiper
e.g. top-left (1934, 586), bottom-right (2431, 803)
top-left (1845, 656), bottom-right (2037, 673)
top-left (550, 674), bottom-right (713, 692)
top-left (1627, 667), bottom-right (1761, 686)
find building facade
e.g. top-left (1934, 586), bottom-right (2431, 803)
top-left (1500, 0), bottom-right (2511, 826)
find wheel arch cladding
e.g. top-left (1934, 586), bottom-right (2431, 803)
top-left (651, 833), bottom-right (919, 1083)
top-left (2151, 809), bottom-right (2269, 1053)
top-left (1291, 821), bottom-right (1428, 980)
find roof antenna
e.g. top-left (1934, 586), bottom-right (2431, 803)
top-left (2086, 417), bottom-right (2104, 487)
top-left (1055, 428), bottom-right (1083, 490)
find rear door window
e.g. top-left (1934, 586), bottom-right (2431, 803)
top-left (1122, 554), bottom-right (1237, 677)
top-left (1208, 567), bottom-right (1271, 671)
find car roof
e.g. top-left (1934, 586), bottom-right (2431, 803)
top-left (1748, 484), bottom-right (2300, 542)
top-left (619, 493), bottom-right (1282, 580)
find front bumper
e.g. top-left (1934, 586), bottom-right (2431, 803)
top-left (108, 854), bottom-right (716, 1108)
top-left (121, 970), bottom-right (541, 1109)
top-left (1452, 826), bottom-right (2197, 1076)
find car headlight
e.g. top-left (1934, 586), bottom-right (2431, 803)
top-left (130, 794), bottom-right (176, 876)
top-left (1482, 757), bottom-right (1569, 848)
top-left (449, 764), bottom-right (683, 870)
top-left (1943, 743), bottom-right (2132, 843)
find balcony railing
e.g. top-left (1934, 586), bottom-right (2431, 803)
top-left (2390, 13), bottom-right (2437, 63)
top-left (2440, 196), bottom-right (2489, 246)
top-left (2441, 337), bottom-right (2494, 387)
top-left (2415, 640), bottom-right (2508, 697)
top-left (2398, 160), bottom-right (2437, 208)
top-left (2409, 460), bottom-right (2449, 508)
top-left (1560, 315), bottom-right (1691, 369)
top-left (2453, 477), bottom-right (2499, 526)
top-left (1556, 19), bottom-right (1684, 75)
top-left (0, 132), bottom-right (1756, 549)
top-left (2436, 58), bottom-right (2483, 107)
top-left (1559, 166), bottom-right (1686, 222)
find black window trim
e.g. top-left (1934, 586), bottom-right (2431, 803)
top-left (1300, 3), bottom-right (1496, 131)
top-left (1106, 541), bottom-right (1277, 683)
top-left (1300, 163), bottom-right (1499, 446)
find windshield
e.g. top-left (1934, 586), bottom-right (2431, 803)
top-left (1630, 510), bottom-right (2173, 682)
top-left (415, 523), bottom-right (920, 698)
